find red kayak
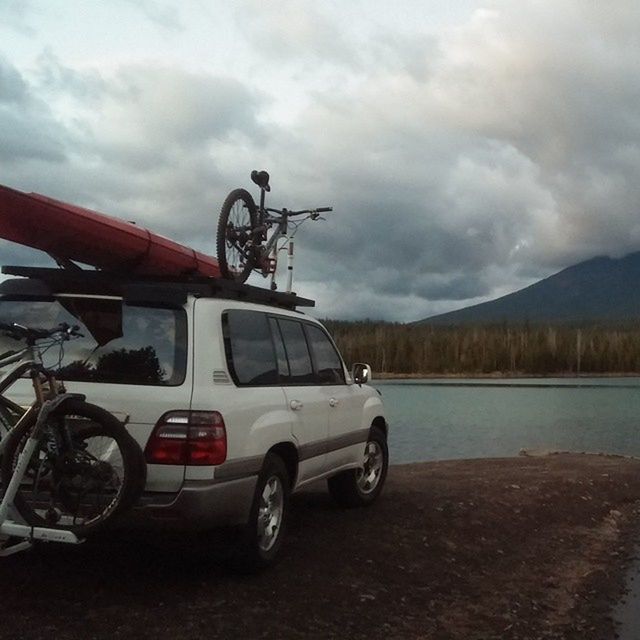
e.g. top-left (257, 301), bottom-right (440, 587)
top-left (0, 184), bottom-right (221, 278)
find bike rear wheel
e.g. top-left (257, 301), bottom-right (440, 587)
top-left (216, 188), bottom-right (259, 282)
top-left (1, 399), bottom-right (146, 537)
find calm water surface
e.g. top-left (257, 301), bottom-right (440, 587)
top-left (373, 378), bottom-right (640, 463)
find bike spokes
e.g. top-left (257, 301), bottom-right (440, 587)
top-left (11, 419), bottom-right (126, 529)
top-left (216, 188), bottom-right (258, 282)
top-left (225, 200), bottom-right (254, 272)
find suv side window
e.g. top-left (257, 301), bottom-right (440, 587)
top-left (305, 324), bottom-right (346, 385)
top-left (223, 310), bottom-right (278, 386)
top-left (277, 319), bottom-right (315, 384)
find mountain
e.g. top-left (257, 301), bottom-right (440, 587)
top-left (418, 252), bottom-right (640, 326)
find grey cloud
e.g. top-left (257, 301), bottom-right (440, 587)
top-left (113, 66), bottom-right (265, 145)
top-left (35, 50), bottom-right (107, 101)
top-left (77, 64), bottom-right (269, 177)
top-left (116, 0), bottom-right (184, 31)
top-left (253, 0), bottom-right (640, 318)
top-left (235, 0), bottom-right (359, 68)
top-left (0, 57), bottom-right (28, 104)
top-left (0, 111), bottom-right (66, 162)
top-left (0, 56), bottom-right (68, 162)
top-left (0, 1), bottom-right (36, 35)
top-left (411, 272), bottom-right (490, 301)
top-left (299, 278), bottom-right (492, 323)
top-left (0, 240), bottom-right (57, 271)
top-left (366, 31), bottom-right (439, 82)
top-left (3, 1), bottom-right (640, 322)
top-left (1, 58), bottom-right (269, 264)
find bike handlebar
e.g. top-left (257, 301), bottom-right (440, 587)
top-left (0, 322), bottom-right (83, 344)
top-left (266, 207), bottom-right (333, 217)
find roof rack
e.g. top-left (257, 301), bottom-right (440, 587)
top-left (0, 266), bottom-right (315, 311)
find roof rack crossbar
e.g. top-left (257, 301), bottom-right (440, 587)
top-left (0, 266), bottom-right (315, 310)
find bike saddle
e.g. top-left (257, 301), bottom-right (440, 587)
top-left (251, 170), bottom-right (271, 192)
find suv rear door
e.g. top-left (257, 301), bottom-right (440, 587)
top-left (0, 293), bottom-right (192, 493)
top-left (273, 317), bottom-right (330, 482)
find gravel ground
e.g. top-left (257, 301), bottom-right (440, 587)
top-left (3, 453), bottom-right (640, 640)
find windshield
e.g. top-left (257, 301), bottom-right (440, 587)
top-left (0, 297), bottom-right (187, 386)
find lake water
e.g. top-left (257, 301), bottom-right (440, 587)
top-left (373, 378), bottom-right (640, 463)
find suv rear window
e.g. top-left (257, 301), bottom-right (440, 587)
top-left (223, 310), bottom-right (278, 385)
top-left (0, 297), bottom-right (187, 386)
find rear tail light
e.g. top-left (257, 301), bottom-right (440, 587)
top-left (145, 411), bottom-right (227, 466)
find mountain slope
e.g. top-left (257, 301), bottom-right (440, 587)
top-left (418, 252), bottom-right (640, 325)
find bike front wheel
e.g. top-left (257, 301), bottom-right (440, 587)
top-left (1, 399), bottom-right (146, 537)
top-left (216, 188), bottom-right (259, 282)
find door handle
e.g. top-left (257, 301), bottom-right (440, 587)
top-left (290, 400), bottom-right (304, 411)
top-left (329, 398), bottom-right (339, 407)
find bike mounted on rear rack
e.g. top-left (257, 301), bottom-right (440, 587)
top-left (0, 322), bottom-right (146, 556)
top-left (216, 170), bottom-right (333, 291)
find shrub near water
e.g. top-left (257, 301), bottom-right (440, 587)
top-left (325, 321), bottom-right (640, 375)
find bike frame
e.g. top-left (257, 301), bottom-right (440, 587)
top-left (260, 209), bottom-right (296, 256)
top-left (0, 343), bottom-right (81, 554)
top-left (257, 203), bottom-right (315, 292)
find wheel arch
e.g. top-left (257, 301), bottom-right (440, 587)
top-left (370, 415), bottom-right (388, 439)
top-left (267, 441), bottom-right (299, 488)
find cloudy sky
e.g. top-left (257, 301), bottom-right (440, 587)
top-left (1, 1), bottom-right (639, 321)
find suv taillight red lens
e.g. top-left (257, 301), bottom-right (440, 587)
top-left (145, 411), bottom-right (227, 466)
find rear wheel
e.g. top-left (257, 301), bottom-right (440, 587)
top-left (234, 453), bottom-right (290, 572)
top-left (216, 188), bottom-right (258, 282)
top-left (1, 399), bottom-right (146, 537)
top-left (327, 426), bottom-right (388, 507)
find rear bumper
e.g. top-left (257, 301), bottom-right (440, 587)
top-left (119, 476), bottom-right (258, 530)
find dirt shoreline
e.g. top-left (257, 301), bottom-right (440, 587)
top-left (3, 453), bottom-right (640, 640)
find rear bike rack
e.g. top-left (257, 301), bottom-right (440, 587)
top-left (0, 506), bottom-right (83, 556)
top-left (0, 430), bottom-right (83, 556)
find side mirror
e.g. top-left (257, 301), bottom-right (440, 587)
top-left (352, 363), bottom-right (372, 386)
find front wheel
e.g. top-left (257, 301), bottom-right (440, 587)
top-left (216, 188), bottom-right (259, 282)
top-left (1, 399), bottom-right (146, 537)
top-left (327, 426), bottom-right (388, 507)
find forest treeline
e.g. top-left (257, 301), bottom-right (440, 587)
top-left (324, 320), bottom-right (640, 375)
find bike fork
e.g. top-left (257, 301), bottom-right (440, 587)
top-left (0, 434), bottom-right (40, 524)
top-left (286, 240), bottom-right (294, 293)
top-left (269, 245), bottom-right (278, 291)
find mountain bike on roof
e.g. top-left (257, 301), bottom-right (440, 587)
top-left (216, 170), bottom-right (333, 289)
top-left (0, 321), bottom-right (146, 554)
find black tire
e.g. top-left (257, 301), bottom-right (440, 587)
top-left (216, 188), bottom-right (258, 282)
top-left (327, 426), bottom-right (388, 508)
top-left (1, 399), bottom-right (146, 537)
top-left (234, 453), bottom-right (290, 572)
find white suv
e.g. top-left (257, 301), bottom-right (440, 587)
top-left (0, 267), bottom-right (388, 568)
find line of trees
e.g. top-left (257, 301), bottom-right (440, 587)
top-left (324, 320), bottom-right (640, 375)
